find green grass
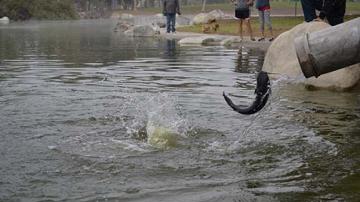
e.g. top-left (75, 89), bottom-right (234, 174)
top-left (177, 15), bottom-right (360, 37)
top-left (178, 17), bottom-right (304, 37)
top-left (346, 1), bottom-right (360, 11)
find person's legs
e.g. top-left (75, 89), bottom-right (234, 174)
top-left (301, 0), bottom-right (317, 22)
top-left (241, 9), bottom-right (254, 41)
top-left (327, 15), bottom-right (344, 26)
top-left (239, 19), bottom-right (243, 40)
top-left (264, 9), bottom-right (274, 40)
top-left (170, 14), bottom-right (176, 32)
top-left (258, 10), bottom-right (265, 39)
top-left (235, 9), bottom-right (244, 39)
top-left (326, 0), bottom-right (346, 26)
top-left (166, 14), bottom-right (171, 33)
top-left (245, 18), bottom-right (254, 41)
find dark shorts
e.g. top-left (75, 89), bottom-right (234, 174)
top-left (235, 9), bottom-right (250, 19)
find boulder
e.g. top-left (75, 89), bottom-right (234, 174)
top-left (263, 22), bottom-right (360, 90)
top-left (157, 22), bottom-right (166, 28)
top-left (125, 25), bottom-right (158, 37)
top-left (192, 13), bottom-right (215, 25)
top-left (220, 37), bottom-right (242, 47)
top-left (110, 12), bottom-right (121, 19)
top-left (179, 36), bottom-right (214, 45)
top-left (178, 36), bottom-right (217, 46)
top-left (305, 63), bottom-right (360, 90)
top-left (124, 29), bottom-right (134, 36)
top-left (176, 15), bottom-right (191, 26)
top-left (114, 21), bottom-right (134, 32)
top-left (152, 14), bottom-right (166, 28)
top-left (208, 9), bottom-right (226, 20)
top-left (192, 10), bottom-right (225, 25)
top-left (0, 17), bottom-right (10, 25)
top-left (120, 13), bottom-right (134, 21)
top-left (155, 13), bottom-right (164, 18)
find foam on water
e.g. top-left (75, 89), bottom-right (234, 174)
top-left (146, 123), bottom-right (178, 149)
top-left (121, 92), bottom-right (192, 149)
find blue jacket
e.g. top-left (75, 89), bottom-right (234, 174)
top-left (255, 0), bottom-right (270, 9)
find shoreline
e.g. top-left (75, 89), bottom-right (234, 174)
top-left (158, 28), bottom-right (272, 51)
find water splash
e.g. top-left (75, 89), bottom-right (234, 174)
top-left (146, 122), bottom-right (178, 149)
top-left (123, 92), bottom-right (192, 149)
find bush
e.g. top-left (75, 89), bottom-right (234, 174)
top-left (0, 0), bottom-right (78, 20)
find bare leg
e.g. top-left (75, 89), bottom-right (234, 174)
top-left (245, 18), bottom-right (255, 41)
top-left (239, 19), bottom-right (243, 40)
top-left (258, 10), bottom-right (265, 39)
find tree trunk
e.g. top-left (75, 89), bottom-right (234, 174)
top-left (201, 0), bottom-right (207, 12)
top-left (111, 0), bottom-right (117, 10)
top-left (133, 0), bottom-right (137, 10)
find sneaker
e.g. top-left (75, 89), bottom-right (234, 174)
top-left (269, 37), bottom-right (274, 42)
top-left (250, 38), bottom-right (256, 41)
top-left (258, 37), bottom-right (265, 41)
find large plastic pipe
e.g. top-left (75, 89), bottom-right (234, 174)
top-left (294, 18), bottom-right (360, 78)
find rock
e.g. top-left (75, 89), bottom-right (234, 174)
top-left (78, 12), bottom-right (87, 19)
top-left (155, 13), bottom-right (164, 18)
top-left (178, 36), bottom-right (214, 45)
top-left (208, 9), bottom-right (226, 20)
top-left (120, 13), bottom-right (134, 21)
top-left (152, 23), bottom-right (161, 35)
top-left (176, 15), bottom-right (191, 26)
top-left (157, 22), bottom-right (166, 28)
top-left (179, 36), bottom-right (222, 46)
top-left (124, 29), bottom-right (134, 36)
top-left (114, 21), bottom-right (134, 32)
top-left (192, 13), bottom-right (215, 25)
top-left (0, 17), bottom-right (10, 25)
top-left (152, 14), bottom-right (166, 28)
top-left (263, 21), bottom-right (360, 90)
top-left (191, 10), bottom-right (225, 25)
top-left (110, 12), bottom-right (120, 19)
top-left (125, 187), bottom-right (140, 194)
top-left (125, 25), bottom-right (158, 37)
top-left (305, 63), bottom-right (360, 90)
top-left (220, 37), bottom-right (242, 47)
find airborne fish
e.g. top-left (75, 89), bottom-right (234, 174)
top-left (223, 71), bottom-right (271, 115)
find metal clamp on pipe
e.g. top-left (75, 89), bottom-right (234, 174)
top-left (294, 18), bottom-right (360, 78)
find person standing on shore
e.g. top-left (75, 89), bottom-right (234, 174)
top-left (231, 0), bottom-right (255, 41)
top-left (256, 0), bottom-right (274, 42)
top-left (163, 0), bottom-right (181, 34)
top-left (300, 0), bottom-right (346, 26)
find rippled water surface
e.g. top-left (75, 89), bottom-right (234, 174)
top-left (0, 20), bottom-right (359, 202)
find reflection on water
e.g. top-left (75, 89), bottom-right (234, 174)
top-left (0, 20), bottom-right (359, 202)
top-left (164, 39), bottom-right (178, 58)
top-left (235, 46), bottom-right (264, 74)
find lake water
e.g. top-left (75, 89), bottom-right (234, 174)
top-left (0, 20), bottom-right (359, 202)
